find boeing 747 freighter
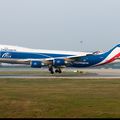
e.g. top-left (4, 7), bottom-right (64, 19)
top-left (0, 44), bottom-right (119, 74)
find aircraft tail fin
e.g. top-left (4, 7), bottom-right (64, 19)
top-left (107, 44), bottom-right (120, 54)
top-left (104, 44), bottom-right (120, 61)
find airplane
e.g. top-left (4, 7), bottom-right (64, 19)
top-left (0, 44), bottom-right (120, 74)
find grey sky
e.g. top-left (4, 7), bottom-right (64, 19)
top-left (0, 0), bottom-right (120, 52)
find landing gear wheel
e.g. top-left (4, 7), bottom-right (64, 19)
top-left (49, 65), bottom-right (54, 74)
top-left (55, 68), bottom-right (62, 73)
top-left (58, 68), bottom-right (62, 73)
top-left (55, 69), bottom-right (59, 73)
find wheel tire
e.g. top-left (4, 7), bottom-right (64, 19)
top-left (51, 71), bottom-right (54, 74)
top-left (49, 66), bottom-right (54, 74)
top-left (55, 69), bottom-right (59, 73)
top-left (58, 68), bottom-right (62, 73)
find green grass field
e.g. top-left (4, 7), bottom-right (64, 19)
top-left (0, 78), bottom-right (120, 118)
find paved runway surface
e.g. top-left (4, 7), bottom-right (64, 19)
top-left (0, 67), bottom-right (120, 79)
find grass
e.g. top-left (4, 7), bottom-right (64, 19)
top-left (0, 78), bottom-right (120, 118)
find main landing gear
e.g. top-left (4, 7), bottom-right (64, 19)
top-left (48, 65), bottom-right (62, 74)
top-left (48, 65), bottom-right (54, 74)
top-left (55, 68), bottom-right (62, 73)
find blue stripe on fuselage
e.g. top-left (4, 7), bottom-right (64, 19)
top-left (0, 51), bottom-right (73, 59)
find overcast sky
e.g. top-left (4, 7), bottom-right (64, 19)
top-left (0, 0), bottom-right (120, 52)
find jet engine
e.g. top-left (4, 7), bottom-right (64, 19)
top-left (30, 61), bottom-right (44, 68)
top-left (52, 59), bottom-right (67, 67)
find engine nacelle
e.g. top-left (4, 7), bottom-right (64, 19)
top-left (30, 61), bottom-right (43, 68)
top-left (53, 59), bottom-right (66, 66)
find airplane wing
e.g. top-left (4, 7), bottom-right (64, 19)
top-left (41, 53), bottom-right (100, 66)
top-left (64, 55), bottom-right (82, 61)
top-left (41, 55), bottom-right (86, 66)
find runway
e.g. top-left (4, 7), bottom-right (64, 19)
top-left (0, 68), bottom-right (120, 79)
top-left (1, 75), bottom-right (120, 79)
